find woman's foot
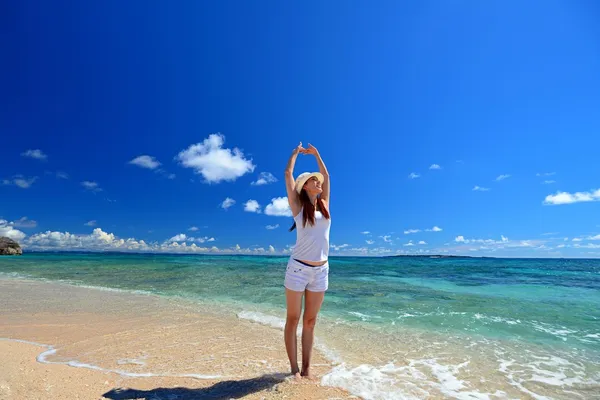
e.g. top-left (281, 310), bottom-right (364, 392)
top-left (290, 369), bottom-right (302, 382)
top-left (301, 368), bottom-right (316, 380)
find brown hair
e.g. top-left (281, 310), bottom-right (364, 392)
top-left (289, 189), bottom-right (330, 231)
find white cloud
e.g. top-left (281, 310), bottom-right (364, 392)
top-left (169, 233), bottom-right (187, 242)
top-left (21, 149), bottom-right (47, 160)
top-left (269, 245), bottom-right (275, 253)
top-left (473, 186), bottom-right (490, 192)
top-left (16, 227), bottom-right (264, 255)
top-left (404, 229), bottom-right (421, 234)
top-left (588, 234), bottom-right (600, 241)
top-left (573, 243), bottom-right (600, 249)
top-left (380, 235), bottom-right (392, 243)
top-left (81, 181), bottom-right (102, 192)
top-left (84, 220), bottom-right (97, 227)
top-left (501, 235), bottom-right (509, 243)
top-left (455, 236), bottom-right (466, 243)
top-left (536, 172), bottom-right (556, 177)
top-left (361, 231), bottom-right (370, 235)
top-left (408, 172), bottom-right (420, 179)
top-left (3, 175), bottom-right (38, 189)
top-left (418, 241), bottom-right (427, 245)
top-left (496, 174), bottom-right (511, 181)
top-left (572, 238), bottom-right (583, 242)
top-left (366, 240), bottom-right (374, 245)
top-left (543, 189), bottom-right (600, 205)
top-left (56, 171), bottom-right (69, 179)
top-left (244, 199), bottom-right (261, 213)
top-left (265, 197), bottom-right (292, 217)
top-left (542, 180), bottom-right (556, 184)
top-left (129, 155), bottom-right (161, 169)
top-left (251, 172), bottom-right (278, 186)
top-left (188, 226), bottom-right (199, 231)
top-left (175, 134), bottom-right (255, 183)
top-left (427, 226), bottom-right (443, 232)
top-left (12, 217), bottom-right (37, 228)
top-left (266, 224), bottom-right (279, 230)
top-left (221, 197), bottom-right (236, 210)
top-left (404, 241), bottom-right (415, 246)
top-left (0, 220), bottom-right (26, 241)
top-left (429, 164), bottom-right (441, 170)
top-left (331, 244), bottom-right (350, 251)
top-left (167, 174), bottom-right (176, 180)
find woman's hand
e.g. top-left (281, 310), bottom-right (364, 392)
top-left (293, 142), bottom-right (306, 155)
top-left (304, 143), bottom-right (319, 156)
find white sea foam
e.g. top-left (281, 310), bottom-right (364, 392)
top-left (348, 311), bottom-right (381, 321)
top-left (530, 321), bottom-right (578, 341)
top-left (1, 337), bottom-right (222, 380)
top-left (321, 358), bottom-right (507, 400)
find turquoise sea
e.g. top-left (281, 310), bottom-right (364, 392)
top-left (1, 253), bottom-right (599, 399)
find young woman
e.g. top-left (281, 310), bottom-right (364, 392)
top-left (283, 142), bottom-right (331, 379)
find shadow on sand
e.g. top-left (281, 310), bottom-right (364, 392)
top-left (102, 373), bottom-right (287, 399)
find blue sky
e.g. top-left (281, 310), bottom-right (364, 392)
top-left (2, 1), bottom-right (600, 257)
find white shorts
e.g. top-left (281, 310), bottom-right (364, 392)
top-left (284, 258), bottom-right (329, 292)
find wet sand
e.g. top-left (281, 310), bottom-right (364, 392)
top-left (0, 279), bottom-right (353, 400)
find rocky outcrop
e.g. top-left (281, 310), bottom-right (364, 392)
top-left (0, 237), bottom-right (22, 255)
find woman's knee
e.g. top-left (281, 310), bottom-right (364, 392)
top-left (303, 315), bottom-right (318, 329)
top-left (286, 314), bottom-right (301, 327)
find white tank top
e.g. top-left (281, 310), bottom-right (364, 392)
top-left (291, 206), bottom-right (331, 262)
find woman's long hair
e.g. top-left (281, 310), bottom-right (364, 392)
top-left (289, 189), bottom-right (330, 231)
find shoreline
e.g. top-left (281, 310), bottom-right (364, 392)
top-left (0, 277), bottom-right (353, 400)
top-left (4, 250), bottom-right (598, 260)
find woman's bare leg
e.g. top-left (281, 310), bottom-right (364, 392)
top-left (285, 288), bottom-right (304, 377)
top-left (301, 289), bottom-right (325, 378)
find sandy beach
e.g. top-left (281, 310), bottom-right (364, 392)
top-left (0, 279), bottom-right (353, 400)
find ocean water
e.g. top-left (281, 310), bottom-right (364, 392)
top-left (1, 253), bottom-right (599, 399)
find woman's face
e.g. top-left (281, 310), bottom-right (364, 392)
top-left (303, 176), bottom-right (322, 195)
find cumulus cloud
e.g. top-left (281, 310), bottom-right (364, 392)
top-left (429, 164), bottom-right (441, 170)
top-left (3, 175), bottom-right (38, 189)
top-left (175, 134), bottom-right (255, 183)
top-left (418, 241), bottom-right (427, 245)
top-left (265, 197), bottom-right (292, 217)
top-left (366, 240), bottom-right (374, 245)
top-left (84, 220), bottom-right (97, 227)
top-left (496, 174), bottom-right (511, 181)
top-left (129, 155), bottom-right (161, 170)
top-left (269, 245), bottom-right (275, 253)
top-left (81, 181), bottom-right (102, 192)
top-left (455, 236), bottom-right (466, 243)
top-left (169, 233), bottom-right (187, 242)
top-left (361, 231), bottom-right (370, 235)
top-left (266, 224), bottom-right (279, 230)
top-left (221, 197), bottom-right (236, 210)
top-left (244, 200), bottom-right (261, 213)
top-left (427, 226), bottom-right (443, 232)
top-left (543, 189), bottom-right (600, 205)
top-left (12, 217), bottom-right (37, 228)
top-left (21, 149), bottom-right (47, 160)
top-left (404, 229), bottom-right (421, 234)
top-left (188, 226), bottom-right (199, 231)
top-left (404, 241), bottom-right (415, 246)
top-left (408, 173), bottom-right (420, 179)
top-left (473, 186), bottom-right (490, 192)
top-left (0, 220), bottom-right (26, 241)
top-left (251, 172), bottom-right (278, 186)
